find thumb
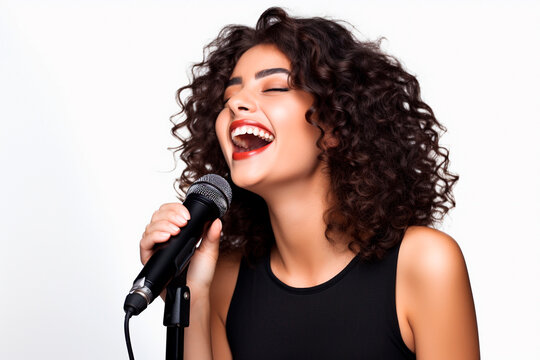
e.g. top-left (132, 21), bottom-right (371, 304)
top-left (186, 218), bottom-right (222, 291)
top-left (197, 218), bottom-right (222, 258)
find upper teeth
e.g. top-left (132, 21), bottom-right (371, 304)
top-left (231, 126), bottom-right (275, 142)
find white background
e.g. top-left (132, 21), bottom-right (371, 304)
top-left (1, 0), bottom-right (539, 359)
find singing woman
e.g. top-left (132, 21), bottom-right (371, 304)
top-left (139, 7), bottom-right (480, 359)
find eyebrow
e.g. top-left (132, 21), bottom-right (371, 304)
top-left (226, 67), bottom-right (290, 88)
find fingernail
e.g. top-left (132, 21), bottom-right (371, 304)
top-left (181, 210), bottom-right (190, 220)
top-left (176, 216), bottom-right (187, 225)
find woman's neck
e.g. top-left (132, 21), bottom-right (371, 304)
top-left (260, 169), bottom-right (355, 287)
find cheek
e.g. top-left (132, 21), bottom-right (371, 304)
top-left (215, 110), bottom-right (227, 142)
top-left (270, 100), bottom-right (319, 151)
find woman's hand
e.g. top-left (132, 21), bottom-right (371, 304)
top-left (139, 203), bottom-right (222, 297)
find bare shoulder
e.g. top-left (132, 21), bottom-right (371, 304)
top-left (397, 226), bottom-right (480, 359)
top-left (399, 225), bottom-right (467, 280)
top-left (210, 250), bottom-right (243, 324)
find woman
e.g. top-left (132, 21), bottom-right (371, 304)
top-left (139, 7), bottom-right (479, 359)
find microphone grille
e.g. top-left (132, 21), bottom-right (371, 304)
top-left (186, 174), bottom-right (232, 217)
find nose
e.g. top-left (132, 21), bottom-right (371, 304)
top-left (226, 88), bottom-right (256, 115)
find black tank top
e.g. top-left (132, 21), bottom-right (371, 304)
top-left (226, 243), bottom-right (416, 360)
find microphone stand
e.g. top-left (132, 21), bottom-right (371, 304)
top-left (163, 269), bottom-right (190, 360)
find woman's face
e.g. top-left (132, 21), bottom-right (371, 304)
top-left (215, 44), bottom-right (323, 194)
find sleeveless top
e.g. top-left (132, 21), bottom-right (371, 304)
top-left (226, 243), bottom-right (416, 360)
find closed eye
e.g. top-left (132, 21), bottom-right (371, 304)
top-left (223, 88), bottom-right (289, 104)
top-left (263, 88), bottom-right (289, 92)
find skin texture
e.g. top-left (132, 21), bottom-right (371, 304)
top-left (139, 45), bottom-right (479, 360)
top-left (216, 45), bottom-right (321, 197)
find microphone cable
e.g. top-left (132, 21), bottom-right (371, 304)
top-left (124, 309), bottom-right (135, 360)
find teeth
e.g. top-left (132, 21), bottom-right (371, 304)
top-left (230, 125), bottom-right (275, 146)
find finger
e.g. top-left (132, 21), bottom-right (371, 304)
top-left (140, 231), bottom-right (170, 253)
top-left (150, 209), bottom-right (189, 228)
top-left (139, 230), bottom-right (173, 264)
top-left (158, 203), bottom-right (190, 216)
top-left (196, 219), bottom-right (222, 259)
top-left (144, 220), bottom-right (182, 238)
top-left (151, 204), bottom-right (191, 223)
top-left (206, 218), bottom-right (223, 243)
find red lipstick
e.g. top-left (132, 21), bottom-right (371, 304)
top-left (233, 143), bottom-right (272, 160)
top-left (230, 119), bottom-right (274, 160)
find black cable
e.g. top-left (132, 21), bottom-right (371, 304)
top-left (124, 309), bottom-right (135, 360)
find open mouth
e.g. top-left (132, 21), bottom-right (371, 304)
top-left (230, 120), bottom-right (275, 160)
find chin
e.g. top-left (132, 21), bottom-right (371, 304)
top-left (230, 168), bottom-right (267, 193)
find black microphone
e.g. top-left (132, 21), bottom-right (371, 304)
top-left (123, 174), bottom-right (232, 316)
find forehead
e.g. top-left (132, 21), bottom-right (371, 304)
top-left (231, 44), bottom-right (291, 77)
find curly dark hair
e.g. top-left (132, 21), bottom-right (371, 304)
top-left (171, 7), bottom-right (458, 261)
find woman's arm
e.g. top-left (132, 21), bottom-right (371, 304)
top-left (399, 226), bottom-right (480, 360)
top-left (186, 249), bottom-right (240, 360)
top-left (209, 251), bottom-right (242, 360)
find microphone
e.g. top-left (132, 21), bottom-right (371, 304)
top-left (123, 174), bottom-right (232, 316)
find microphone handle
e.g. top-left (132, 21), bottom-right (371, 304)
top-left (124, 194), bottom-right (219, 315)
